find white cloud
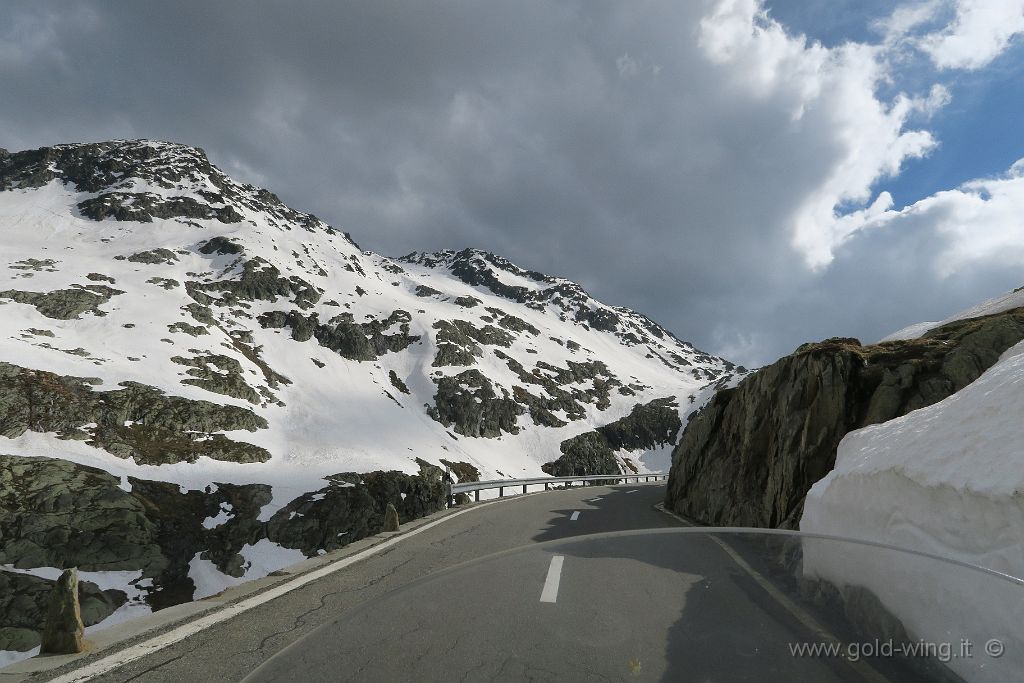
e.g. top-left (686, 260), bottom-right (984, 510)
top-left (919, 0), bottom-right (1024, 69)
top-left (875, 0), bottom-right (946, 44)
top-left (835, 158), bottom-right (1024, 278)
top-left (4, 0), bottom-right (1021, 365)
top-left (699, 0), bottom-right (942, 269)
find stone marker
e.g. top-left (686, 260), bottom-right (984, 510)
top-left (383, 502), bottom-right (400, 532)
top-left (40, 568), bottom-right (85, 655)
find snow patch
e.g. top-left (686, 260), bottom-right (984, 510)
top-left (187, 539), bottom-right (307, 600)
top-left (201, 502), bottom-right (234, 529)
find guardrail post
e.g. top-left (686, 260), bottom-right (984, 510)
top-left (522, 484), bottom-right (527, 494)
top-left (544, 483), bottom-right (549, 491)
top-left (475, 490), bottom-right (480, 502)
top-left (499, 486), bottom-right (504, 497)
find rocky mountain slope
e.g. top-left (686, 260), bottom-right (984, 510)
top-left (0, 140), bottom-right (734, 658)
top-left (665, 302), bottom-right (1024, 528)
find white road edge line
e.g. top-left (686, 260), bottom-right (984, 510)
top-left (46, 501), bottom-right (507, 683)
top-left (569, 511), bottom-right (580, 521)
top-left (539, 555), bottom-right (565, 603)
top-left (625, 490), bottom-right (639, 494)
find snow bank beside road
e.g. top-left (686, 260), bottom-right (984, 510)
top-left (801, 341), bottom-right (1024, 681)
top-left (802, 340), bottom-right (1024, 575)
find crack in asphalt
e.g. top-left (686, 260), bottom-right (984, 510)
top-left (341, 617), bottom-right (432, 682)
top-left (113, 635), bottom-right (208, 683)
top-left (429, 521), bottom-right (483, 547)
top-left (248, 554), bottom-right (418, 655)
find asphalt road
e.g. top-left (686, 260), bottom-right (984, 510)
top-left (81, 484), bottom-right (686, 683)
top-left (34, 483), bottom-right (968, 682)
top-left (242, 530), bottom-right (864, 682)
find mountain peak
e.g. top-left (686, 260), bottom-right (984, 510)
top-left (0, 139), bottom-right (215, 192)
top-left (0, 139), bottom-right (354, 243)
top-left (0, 138), bottom-right (733, 484)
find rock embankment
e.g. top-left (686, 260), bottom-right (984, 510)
top-left (0, 454), bottom-right (448, 653)
top-left (665, 308), bottom-right (1024, 527)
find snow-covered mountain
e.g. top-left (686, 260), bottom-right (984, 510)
top-left (0, 139), bottom-right (734, 495)
top-left (0, 139), bottom-right (739, 661)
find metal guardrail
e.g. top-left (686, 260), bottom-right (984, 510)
top-left (450, 473), bottom-right (669, 503)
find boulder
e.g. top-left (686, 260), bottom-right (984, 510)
top-left (383, 503), bottom-right (400, 532)
top-left (39, 569), bottom-right (84, 655)
top-left (0, 570), bottom-right (125, 653)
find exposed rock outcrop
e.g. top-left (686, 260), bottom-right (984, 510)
top-left (0, 284), bottom-right (124, 320)
top-left (0, 361), bottom-right (269, 465)
top-left (665, 309), bottom-right (1024, 528)
top-left (258, 309), bottom-right (419, 361)
top-left (543, 398), bottom-right (682, 476)
top-left (427, 369), bottom-right (524, 437)
top-left (0, 453), bottom-right (448, 652)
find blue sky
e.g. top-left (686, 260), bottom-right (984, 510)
top-left (768, 0), bottom-right (1024, 209)
top-left (887, 58), bottom-right (1024, 204)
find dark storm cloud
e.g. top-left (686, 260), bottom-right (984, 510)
top-left (1, 1), bottom-right (1014, 367)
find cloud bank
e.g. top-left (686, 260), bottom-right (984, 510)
top-left (2, 0), bottom-right (1023, 366)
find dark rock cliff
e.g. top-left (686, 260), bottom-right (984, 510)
top-left (665, 308), bottom-right (1024, 528)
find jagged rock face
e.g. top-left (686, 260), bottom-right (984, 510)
top-left (428, 369), bottom-right (525, 437)
top-left (0, 362), bottom-right (269, 465)
top-left (0, 141), bottom-right (341, 236)
top-left (666, 309), bottom-right (1024, 528)
top-left (403, 249), bottom-right (736, 378)
top-left (0, 455), bottom-right (167, 573)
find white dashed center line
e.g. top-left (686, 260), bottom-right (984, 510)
top-left (540, 555), bottom-right (565, 603)
top-left (625, 490), bottom-right (639, 494)
top-left (569, 511), bottom-right (580, 521)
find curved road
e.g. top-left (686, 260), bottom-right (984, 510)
top-left (74, 484), bottom-right (682, 682)
top-left (25, 484), bottom-right (967, 682)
